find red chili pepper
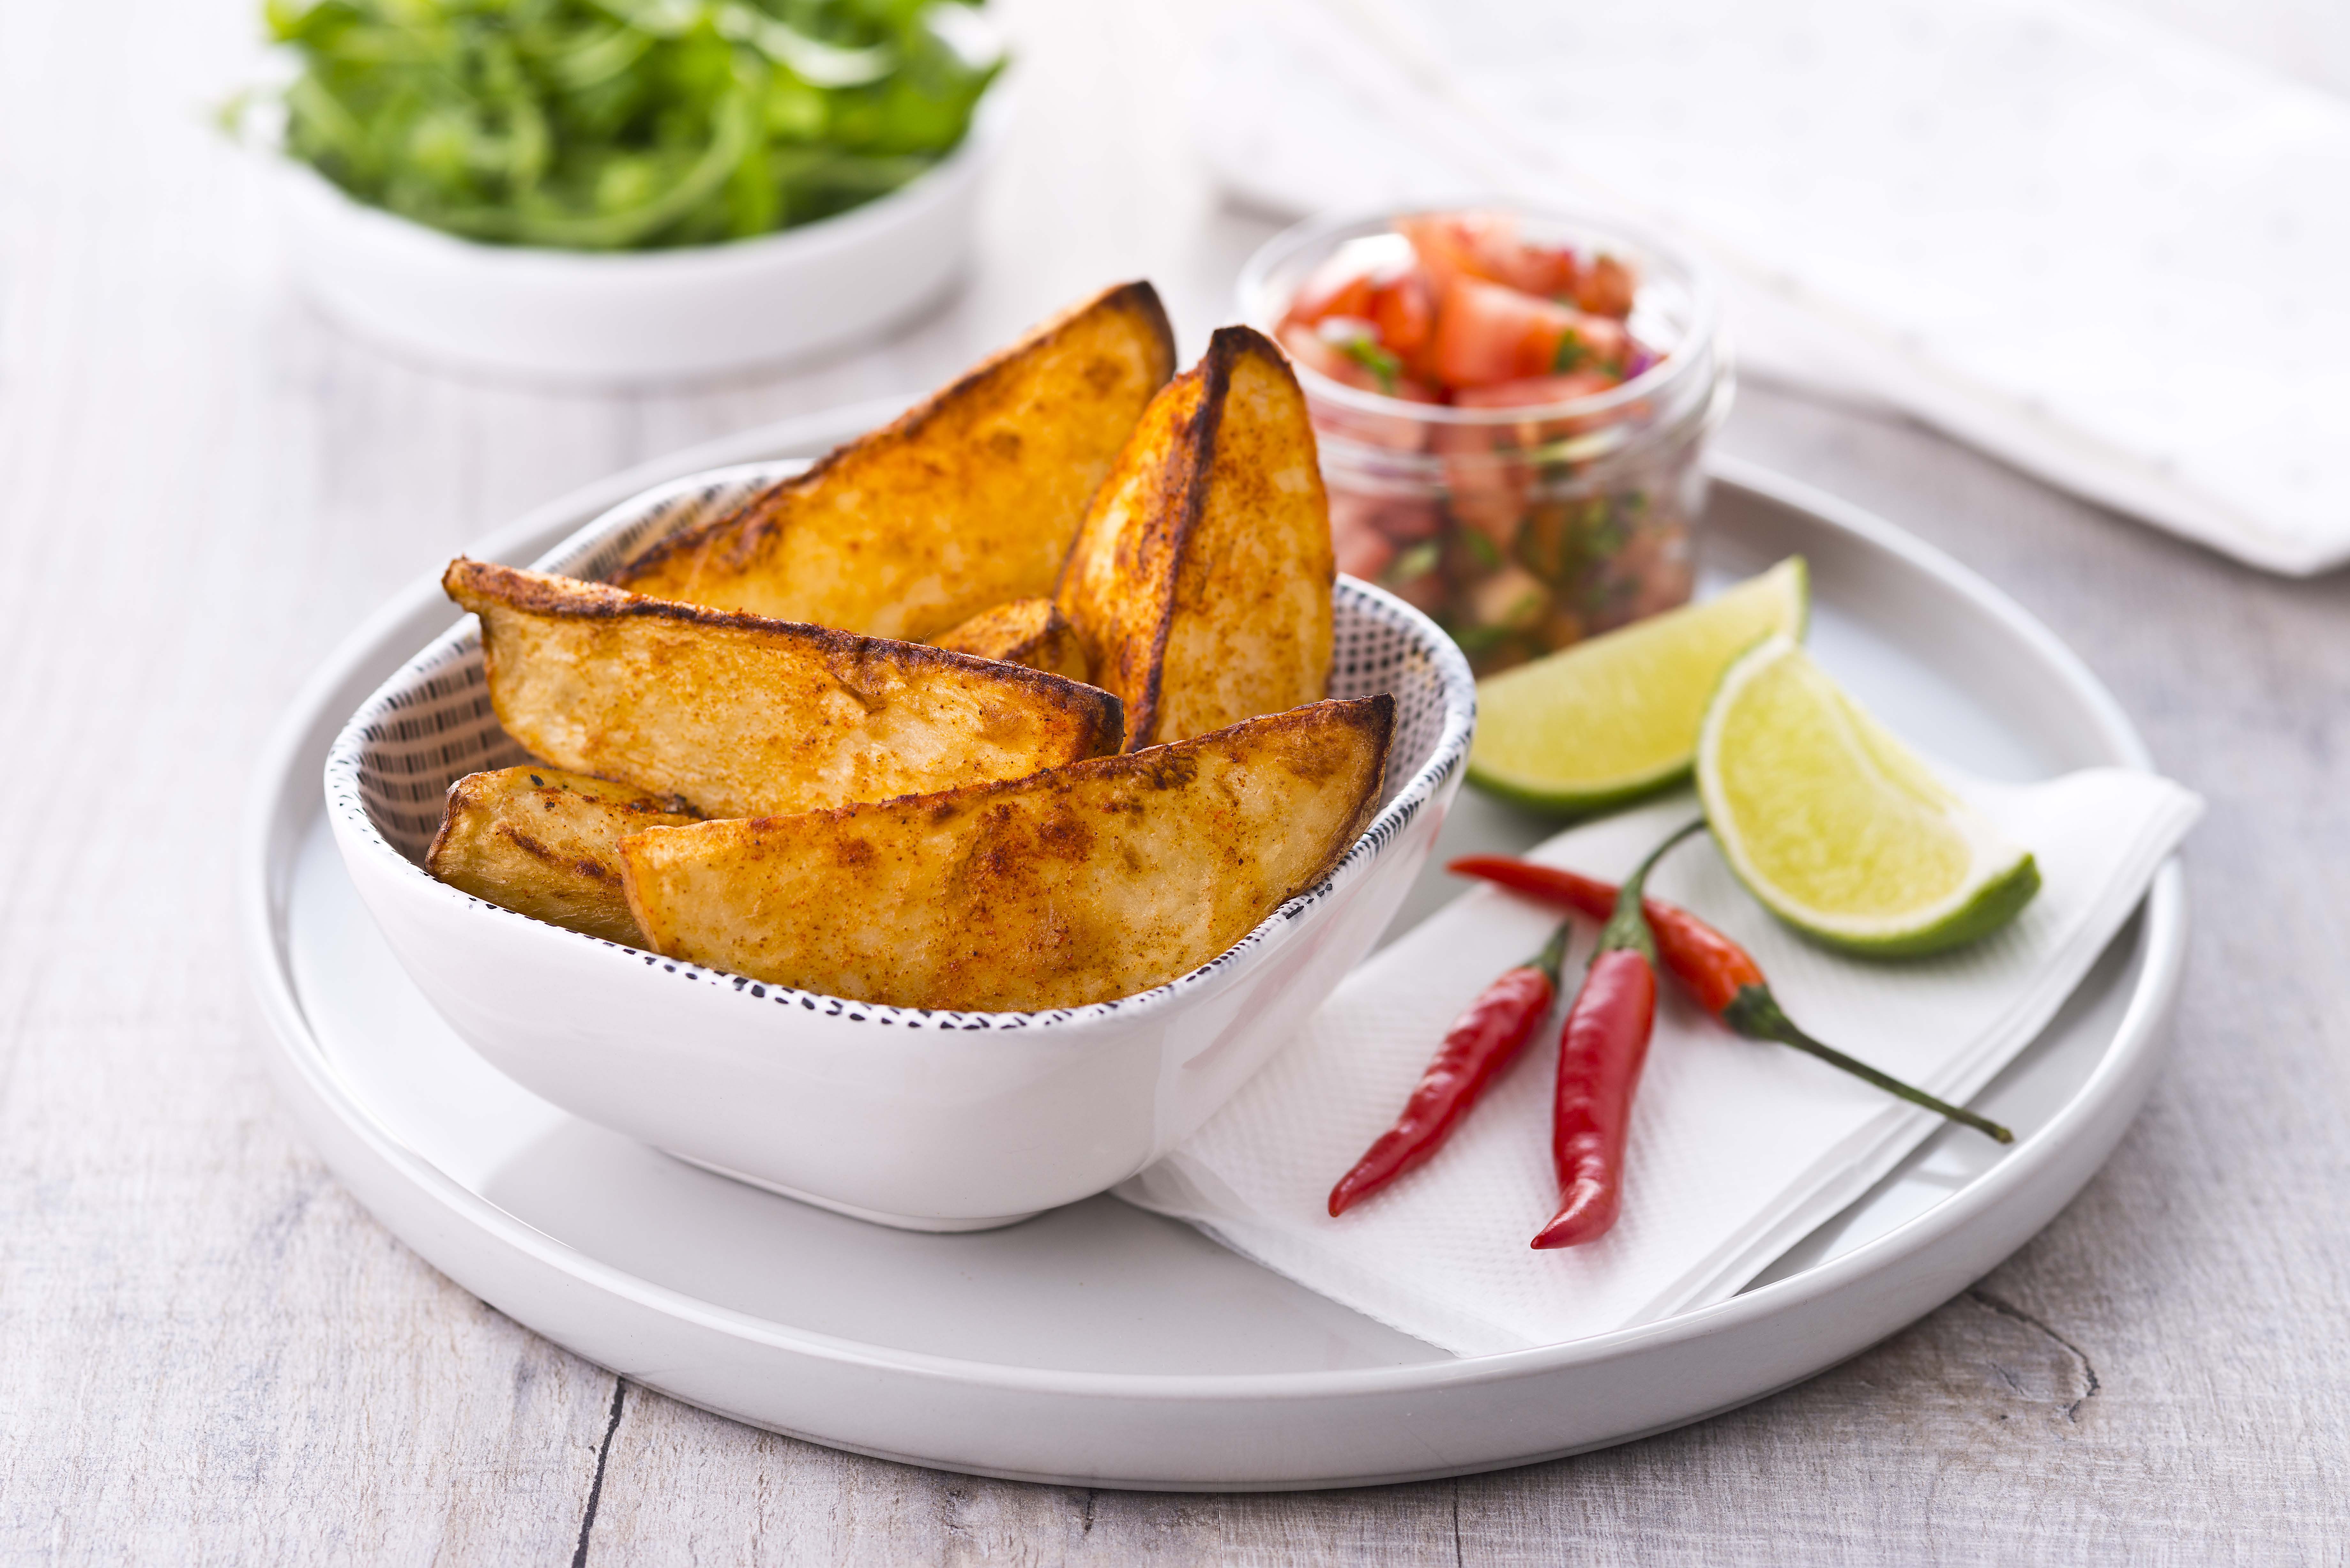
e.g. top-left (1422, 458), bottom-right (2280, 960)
top-left (1451, 854), bottom-right (2013, 1144)
top-left (1328, 919), bottom-right (1573, 1217)
top-left (1532, 821), bottom-right (1698, 1250)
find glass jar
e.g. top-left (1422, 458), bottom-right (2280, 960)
top-left (1239, 207), bottom-right (1733, 676)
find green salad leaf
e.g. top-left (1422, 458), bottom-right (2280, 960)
top-left (246, 0), bottom-right (1003, 250)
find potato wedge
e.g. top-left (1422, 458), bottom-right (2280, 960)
top-left (1057, 325), bottom-right (1335, 750)
top-left (425, 766), bottom-right (699, 946)
top-left (445, 559), bottom-right (1124, 819)
top-left (619, 695), bottom-right (1394, 1012)
top-left (930, 598), bottom-right (1092, 681)
top-left (611, 282), bottom-right (1176, 641)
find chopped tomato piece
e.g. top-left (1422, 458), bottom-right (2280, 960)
top-left (1515, 244), bottom-right (1581, 300)
top-left (1393, 212), bottom-right (1478, 295)
top-left (1432, 278), bottom-right (1585, 388)
top-left (1368, 266), bottom-right (1436, 357)
top-left (1286, 234), bottom-right (1421, 329)
top-left (1290, 253), bottom-right (1377, 327)
top-left (1574, 253), bottom-right (1636, 319)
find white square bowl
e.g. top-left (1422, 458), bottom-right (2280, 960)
top-left (325, 462), bottom-right (1477, 1230)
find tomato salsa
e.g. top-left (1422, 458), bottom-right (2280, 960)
top-left (1255, 209), bottom-right (1724, 675)
top-left (1277, 212), bottom-right (1657, 410)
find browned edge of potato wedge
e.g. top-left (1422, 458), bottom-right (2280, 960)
top-left (444, 558), bottom-right (1124, 820)
top-left (929, 598), bottom-right (1092, 681)
top-left (618, 694), bottom-right (1394, 1014)
top-left (1056, 324), bottom-right (1335, 752)
top-left (610, 281), bottom-right (1178, 642)
top-left (425, 765), bottom-right (701, 946)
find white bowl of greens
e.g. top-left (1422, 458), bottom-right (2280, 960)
top-left (247, 0), bottom-right (1007, 384)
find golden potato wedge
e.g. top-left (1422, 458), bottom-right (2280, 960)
top-left (929, 598), bottom-right (1092, 681)
top-left (425, 766), bottom-right (699, 946)
top-left (445, 559), bottom-right (1124, 819)
top-left (619, 695), bottom-right (1395, 1012)
top-left (611, 282), bottom-right (1177, 641)
top-left (1057, 325), bottom-right (1335, 750)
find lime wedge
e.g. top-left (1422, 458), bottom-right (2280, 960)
top-left (1467, 558), bottom-right (1808, 812)
top-left (1696, 636), bottom-right (2039, 955)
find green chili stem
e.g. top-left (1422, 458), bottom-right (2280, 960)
top-left (1723, 988), bottom-right (2015, 1143)
top-left (1594, 819), bottom-right (1706, 965)
top-left (1526, 918), bottom-right (1574, 986)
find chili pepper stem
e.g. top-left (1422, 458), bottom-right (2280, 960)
top-left (1528, 916), bottom-right (1574, 985)
top-left (1593, 819), bottom-right (1706, 962)
top-left (1722, 987), bottom-right (2014, 1144)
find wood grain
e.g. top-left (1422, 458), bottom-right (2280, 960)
top-left (3, 0), bottom-right (2348, 1562)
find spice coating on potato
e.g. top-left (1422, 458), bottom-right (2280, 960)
top-left (618, 695), bottom-right (1394, 1012)
top-left (1057, 325), bottom-right (1335, 750)
top-left (445, 559), bottom-right (1124, 820)
top-left (611, 282), bottom-right (1176, 642)
top-left (425, 766), bottom-right (700, 946)
top-left (929, 597), bottom-right (1093, 681)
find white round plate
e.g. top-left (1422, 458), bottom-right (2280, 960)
top-left (241, 416), bottom-right (2185, 1492)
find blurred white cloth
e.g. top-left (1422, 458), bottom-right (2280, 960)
top-left (1118, 775), bottom-right (2201, 1355)
top-left (1191, 0), bottom-right (2350, 574)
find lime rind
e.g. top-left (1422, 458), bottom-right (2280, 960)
top-left (1696, 635), bottom-right (2039, 956)
top-left (1830, 854), bottom-right (2041, 958)
top-left (1465, 754), bottom-right (1695, 817)
top-left (1466, 558), bottom-right (1809, 814)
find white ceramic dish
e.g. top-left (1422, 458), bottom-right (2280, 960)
top-left (322, 461), bottom-right (1475, 1230)
top-left (273, 92), bottom-right (1007, 385)
top-left (242, 417), bottom-right (2185, 1490)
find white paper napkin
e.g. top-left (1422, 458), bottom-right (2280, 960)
top-left (1192, 0), bottom-right (2350, 574)
top-left (1117, 771), bottom-right (2200, 1355)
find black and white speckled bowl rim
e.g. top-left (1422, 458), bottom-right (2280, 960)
top-left (324, 462), bottom-right (1478, 1035)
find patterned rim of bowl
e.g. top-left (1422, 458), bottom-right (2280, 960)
top-left (323, 462), bottom-right (1478, 1032)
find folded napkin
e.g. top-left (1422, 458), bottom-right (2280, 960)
top-left (1192, 0), bottom-right (2350, 574)
top-left (1118, 772), bottom-right (2200, 1355)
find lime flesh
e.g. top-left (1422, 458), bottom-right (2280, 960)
top-left (1696, 636), bottom-right (2039, 955)
top-left (1467, 558), bottom-right (1808, 813)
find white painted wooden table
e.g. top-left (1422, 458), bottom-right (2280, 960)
top-left (4, 1), bottom-right (2347, 1561)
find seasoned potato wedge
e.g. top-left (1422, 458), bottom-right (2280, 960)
top-left (611, 282), bottom-right (1176, 641)
top-left (619, 696), bottom-right (1394, 1012)
top-left (426, 766), bottom-right (699, 946)
top-left (1057, 325), bottom-right (1335, 750)
top-left (930, 598), bottom-right (1092, 681)
top-left (445, 559), bottom-right (1124, 819)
